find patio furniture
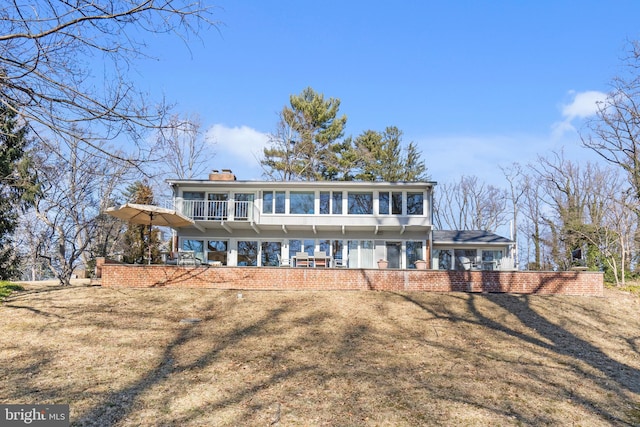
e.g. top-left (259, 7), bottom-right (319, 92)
top-left (178, 250), bottom-right (199, 266)
top-left (294, 252), bottom-right (310, 267)
top-left (333, 258), bottom-right (347, 268)
top-left (313, 251), bottom-right (328, 267)
top-left (277, 254), bottom-right (290, 267)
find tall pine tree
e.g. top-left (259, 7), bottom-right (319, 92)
top-left (0, 100), bottom-right (37, 279)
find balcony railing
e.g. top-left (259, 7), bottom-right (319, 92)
top-left (174, 200), bottom-right (256, 222)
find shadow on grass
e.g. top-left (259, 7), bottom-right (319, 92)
top-left (395, 291), bottom-right (640, 425)
top-left (73, 303), bottom-right (304, 426)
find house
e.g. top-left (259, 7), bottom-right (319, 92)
top-left (166, 170), bottom-right (516, 270)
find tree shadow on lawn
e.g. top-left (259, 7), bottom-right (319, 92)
top-left (396, 291), bottom-right (640, 425)
top-left (73, 302), bottom-right (309, 426)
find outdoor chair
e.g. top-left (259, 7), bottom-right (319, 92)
top-left (295, 251), bottom-right (310, 267)
top-left (178, 250), bottom-right (198, 266)
top-left (333, 258), bottom-right (347, 268)
top-left (313, 251), bottom-right (328, 267)
top-left (277, 254), bottom-right (290, 267)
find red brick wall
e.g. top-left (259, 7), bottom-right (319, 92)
top-left (97, 259), bottom-right (603, 296)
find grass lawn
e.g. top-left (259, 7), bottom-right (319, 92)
top-left (1, 281), bottom-right (639, 426)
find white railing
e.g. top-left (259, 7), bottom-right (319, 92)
top-left (173, 200), bottom-right (256, 222)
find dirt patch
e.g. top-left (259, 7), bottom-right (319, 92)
top-left (1, 283), bottom-right (639, 426)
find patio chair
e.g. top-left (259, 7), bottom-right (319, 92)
top-left (277, 254), bottom-right (290, 267)
top-left (295, 251), bottom-right (310, 267)
top-left (333, 258), bottom-right (347, 268)
top-left (457, 256), bottom-right (473, 271)
top-left (313, 251), bottom-right (328, 268)
top-left (178, 250), bottom-right (198, 266)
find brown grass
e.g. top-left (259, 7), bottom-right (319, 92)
top-left (1, 281), bottom-right (640, 426)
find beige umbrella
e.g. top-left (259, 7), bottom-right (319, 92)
top-left (105, 203), bottom-right (195, 264)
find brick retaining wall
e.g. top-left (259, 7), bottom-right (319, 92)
top-left (96, 258), bottom-right (603, 296)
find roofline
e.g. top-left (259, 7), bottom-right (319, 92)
top-left (167, 179), bottom-right (437, 188)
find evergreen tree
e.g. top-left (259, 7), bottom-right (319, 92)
top-left (351, 126), bottom-right (428, 182)
top-left (0, 100), bottom-right (37, 279)
top-left (261, 87), bottom-right (348, 181)
top-left (121, 182), bottom-right (162, 264)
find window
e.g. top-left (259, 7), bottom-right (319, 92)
top-left (263, 192), bottom-right (273, 214)
top-left (263, 191), bottom-right (285, 214)
top-left (234, 193), bottom-right (254, 219)
top-left (261, 242), bottom-right (281, 266)
top-left (208, 193), bottom-right (228, 220)
top-left (275, 192), bottom-right (285, 213)
top-left (183, 192), bottom-right (205, 219)
top-left (482, 250), bottom-right (503, 270)
top-left (433, 249), bottom-right (453, 270)
top-left (207, 240), bottom-right (228, 265)
top-left (289, 239), bottom-right (314, 255)
top-left (406, 192), bottom-right (423, 215)
top-left (379, 192), bottom-right (390, 215)
top-left (406, 241), bottom-right (424, 269)
top-left (392, 192), bottom-right (403, 214)
top-left (348, 192), bottom-right (373, 215)
top-left (455, 249), bottom-right (478, 270)
top-left (332, 192), bottom-right (343, 214)
top-left (347, 240), bottom-right (374, 268)
top-left (237, 241), bottom-right (258, 266)
top-left (182, 239), bottom-right (204, 262)
top-left (320, 192), bottom-right (330, 214)
top-left (290, 191), bottom-right (315, 214)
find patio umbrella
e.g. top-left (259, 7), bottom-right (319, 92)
top-left (105, 203), bottom-right (195, 264)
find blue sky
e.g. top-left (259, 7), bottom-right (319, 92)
top-left (135, 1), bottom-right (640, 184)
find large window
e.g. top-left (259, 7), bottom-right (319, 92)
top-left (234, 193), bottom-right (254, 219)
top-left (237, 241), bottom-right (258, 266)
top-left (379, 192), bottom-right (390, 215)
top-left (348, 192), bottom-right (373, 215)
top-left (320, 192), bottom-right (330, 214)
top-left (289, 239), bottom-right (315, 255)
top-left (406, 192), bottom-right (423, 215)
top-left (290, 191), bottom-right (315, 214)
top-left (183, 192), bottom-right (205, 219)
top-left (263, 191), bottom-right (285, 214)
top-left (208, 193), bottom-right (228, 220)
top-left (261, 242), bottom-right (282, 266)
top-left (182, 239), bottom-right (204, 262)
top-left (207, 240), bottom-right (228, 265)
top-left (406, 241), bottom-right (423, 269)
top-left (379, 191), bottom-right (403, 215)
top-left (455, 249), bottom-right (478, 270)
top-left (392, 192), bottom-right (402, 214)
top-left (347, 240), bottom-right (374, 268)
top-left (435, 249), bottom-right (452, 270)
top-left (332, 192), bottom-right (343, 214)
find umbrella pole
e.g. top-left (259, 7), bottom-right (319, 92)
top-left (148, 213), bottom-right (153, 265)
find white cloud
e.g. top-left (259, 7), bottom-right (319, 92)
top-left (552, 90), bottom-right (607, 139)
top-left (205, 124), bottom-right (269, 162)
top-left (203, 124), bottom-right (270, 179)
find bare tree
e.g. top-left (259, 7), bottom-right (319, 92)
top-left (531, 152), bottom-right (614, 271)
top-left (501, 163), bottom-right (527, 269)
top-left (582, 40), bottom-right (640, 223)
top-left (155, 113), bottom-right (213, 179)
top-left (434, 175), bottom-right (508, 231)
top-left (31, 133), bottom-right (132, 285)
top-left (0, 1), bottom-right (216, 165)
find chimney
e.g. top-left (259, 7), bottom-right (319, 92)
top-left (209, 169), bottom-right (237, 181)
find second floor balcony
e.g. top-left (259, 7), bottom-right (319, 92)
top-left (168, 198), bottom-right (432, 234)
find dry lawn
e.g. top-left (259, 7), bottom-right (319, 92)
top-left (1, 281), bottom-right (640, 426)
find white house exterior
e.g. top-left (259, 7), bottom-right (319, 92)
top-left (166, 170), bottom-right (515, 270)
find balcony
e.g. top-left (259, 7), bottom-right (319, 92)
top-left (168, 199), bottom-right (432, 235)
top-left (174, 200), bottom-right (257, 222)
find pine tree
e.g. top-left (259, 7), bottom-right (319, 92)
top-left (121, 182), bottom-right (161, 264)
top-left (0, 100), bottom-right (38, 279)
